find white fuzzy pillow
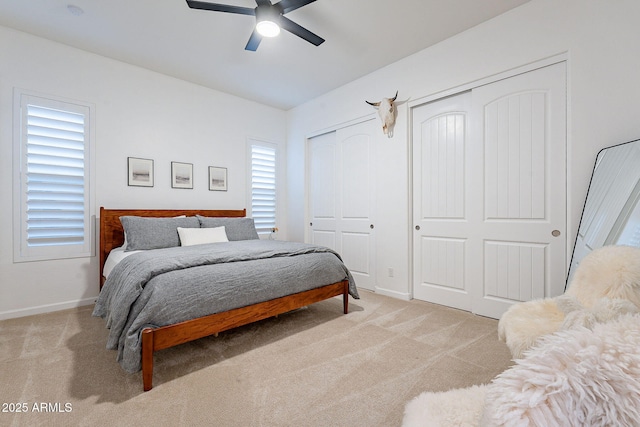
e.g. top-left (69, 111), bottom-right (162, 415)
top-left (177, 226), bottom-right (228, 246)
top-left (482, 314), bottom-right (640, 427)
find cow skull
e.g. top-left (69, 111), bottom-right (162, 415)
top-left (366, 91), bottom-right (398, 137)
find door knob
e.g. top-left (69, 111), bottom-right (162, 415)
top-left (370, 224), bottom-right (374, 229)
top-left (415, 225), bottom-right (420, 231)
top-left (310, 222), bottom-right (313, 226)
top-left (552, 230), bottom-right (561, 237)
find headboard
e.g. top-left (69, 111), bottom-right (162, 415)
top-left (99, 207), bottom-right (246, 288)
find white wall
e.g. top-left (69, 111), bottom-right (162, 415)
top-left (286, 0), bottom-right (640, 298)
top-left (0, 26), bottom-right (286, 319)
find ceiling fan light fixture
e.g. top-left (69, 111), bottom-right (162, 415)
top-left (256, 19), bottom-right (280, 37)
top-left (255, 6), bottom-right (280, 37)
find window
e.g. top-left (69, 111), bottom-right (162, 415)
top-left (248, 141), bottom-right (277, 235)
top-left (13, 91), bottom-right (93, 262)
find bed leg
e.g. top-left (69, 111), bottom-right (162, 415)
top-left (142, 328), bottom-right (154, 391)
top-left (343, 281), bottom-right (349, 314)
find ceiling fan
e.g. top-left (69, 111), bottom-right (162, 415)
top-left (186, 0), bottom-right (325, 51)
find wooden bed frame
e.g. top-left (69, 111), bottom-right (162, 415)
top-left (99, 207), bottom-right (349, 391)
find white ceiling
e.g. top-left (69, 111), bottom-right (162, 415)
top-left (0, 0), bottom-right (531, 110)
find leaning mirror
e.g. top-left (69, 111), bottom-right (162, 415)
top-left (567, 138), bottom-right (640, 288)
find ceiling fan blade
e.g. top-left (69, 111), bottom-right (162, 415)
top-left (275, 0), bottom-right (316, 14)
top-left (278, 15), bottom-right (324, 46)
top-left (254, 0), bottom-right (272, 6)
top-left (245, 29), bottom-right (263, 51)
top-left (186, 0), bottom-right (255, 15)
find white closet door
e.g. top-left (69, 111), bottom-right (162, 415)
top-left (412, 62), bottom-right (567, 319)
top-left (470, 63), bottom-right (567, 318)
top-left (309, 131), bottom-right (338, 250)
top-left (412, 91), bottom-right (473, 311)
top-left (309, 119), bottom-right (377, 291)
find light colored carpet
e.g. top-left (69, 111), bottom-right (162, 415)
top-left (0, 290), bottom-right (512, 426)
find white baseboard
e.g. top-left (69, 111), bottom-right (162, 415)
top-left (0, 297), bottom-right (96, 321)
top-left (374, 286), bottom-right (411, 301)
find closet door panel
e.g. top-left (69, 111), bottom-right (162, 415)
top-left (309, 119), bottom-right (377, 291)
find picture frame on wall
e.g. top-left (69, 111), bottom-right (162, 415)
top-left (209, 166), bottom-right (228, 191)
top-left (171, 162), bottom-right (193, 189)
top-left (128, 157), bottom-right (154, 187)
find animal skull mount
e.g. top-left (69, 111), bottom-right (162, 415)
top-left (366, 91), bottom-right (398, 137)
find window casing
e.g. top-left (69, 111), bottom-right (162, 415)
top-left (248, 141), bottom-right (277, 235)
top-left (13, 91), bottom-right (93, 262)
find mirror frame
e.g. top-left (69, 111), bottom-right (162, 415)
top-left (566, 137), bottom-right (640, 291)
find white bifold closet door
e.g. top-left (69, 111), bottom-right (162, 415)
top-left (308, 119), bottom-right (377, 291)
top-left (412, 62), bottom-right (567, 319)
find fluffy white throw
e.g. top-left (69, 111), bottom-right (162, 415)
top-left (403, 385), bottom-right (487, 427)
top-left (403, 314), bottom-right (640, 427)
top-left (483, 314), bottom-right (640, 426)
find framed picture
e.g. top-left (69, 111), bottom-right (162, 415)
top-left (209, 166), bottom-right (228, 191)
top-left (171, 162), bottom-right (193, 189)
top-left (128, 157), bottom-right (154, 187)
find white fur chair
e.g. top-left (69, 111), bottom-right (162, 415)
top-left (404, 314), bottom-right (640, 427)
top-left (498, 245), bottom-right (640, 359)
top-left (403, 246), bottom-right (640, 426)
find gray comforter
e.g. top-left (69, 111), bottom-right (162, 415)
top-left (93, 240), bottom-right (358, 372)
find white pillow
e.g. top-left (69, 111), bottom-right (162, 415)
top-left (177, 226), bottom-right (228, 246)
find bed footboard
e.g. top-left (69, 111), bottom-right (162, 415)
top-left (141, 280), bottom-right (349, 391)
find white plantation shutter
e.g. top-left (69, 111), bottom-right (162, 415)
top-left (250, 143), bottom-right (277, 234)
top-left (14, 93), bottom-right (92, 261)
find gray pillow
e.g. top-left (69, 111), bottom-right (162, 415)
top-left (196, 216), bottom-right (259, 241)
top-left (120, 216), bottom-right (200, 251)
